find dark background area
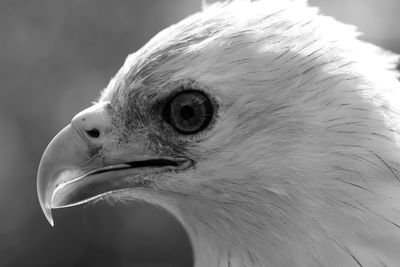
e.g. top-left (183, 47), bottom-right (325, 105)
top-left (1, 1), bottom-right (399, 266)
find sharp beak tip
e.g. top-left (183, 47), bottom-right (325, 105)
top-left (46, 211), bottom-right (55, 227)
top-left (38, 191), bottom-right (55, 226)
top-left (37, 173), bottom-right (54, 226)
top-left (37, 104), bottom-right (114, 227)
top-left (36, 124), bottom-right (82, 227)
top-left (38, 199), bottom-right (54, 226)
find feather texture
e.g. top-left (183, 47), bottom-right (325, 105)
top-left (98, 0), bottom-right (400, 266)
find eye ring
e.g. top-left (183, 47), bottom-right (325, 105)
top-left (162, 90), bottom-right (214, 134)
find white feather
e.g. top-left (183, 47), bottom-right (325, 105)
top-left (101, 0), bottom-right (400, 266)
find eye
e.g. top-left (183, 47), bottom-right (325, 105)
top-left (163, 90), bottom-right (213, 134)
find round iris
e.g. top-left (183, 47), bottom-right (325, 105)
top-left (163, 90), bottom-right (213, 134)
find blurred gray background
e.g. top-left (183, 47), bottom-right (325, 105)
top-left (1, 0), bottom-right (399, 266)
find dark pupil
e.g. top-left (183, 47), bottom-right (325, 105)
top-left (166, 91), bottom-right (212, 134)
top-left (180, 105), bottom-right (195, 120)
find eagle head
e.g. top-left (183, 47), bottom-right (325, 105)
top-left (37, 1), bottom-right (400, 266)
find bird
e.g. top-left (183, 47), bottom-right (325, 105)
top-left (37, 0), bottom-right (400, 266)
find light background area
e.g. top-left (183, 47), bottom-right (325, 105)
top-left (1, 1), bottom-right (399, 266)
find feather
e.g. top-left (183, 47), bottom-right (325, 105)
top-left (97, 0), bottom-right (400, 266)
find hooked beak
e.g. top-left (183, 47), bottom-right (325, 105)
top-left (37, 102), bottom-right (191, 226)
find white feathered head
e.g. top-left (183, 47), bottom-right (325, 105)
top-left (37, 1), bottom-right (400, 266)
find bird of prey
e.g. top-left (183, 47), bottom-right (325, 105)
top-left (37, 0), bottom-right (400, 266)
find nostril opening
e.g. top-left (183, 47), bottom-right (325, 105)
top-left (85, 128), bottom-right (100, 138)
